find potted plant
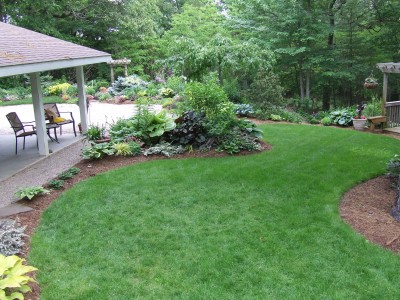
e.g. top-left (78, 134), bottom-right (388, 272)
top-left (353, 103), bottom-right (367, 130)
top-left (364, 76), bottom-right (378, 89)
top-left (83, 124), bottom-right (110, 143)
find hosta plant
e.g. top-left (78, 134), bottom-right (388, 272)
top-left (0, 220), bottom-right (26, 256)
top-left (0, 254), bottom-right (37, 300)
top-left (48, 179), bottom-right (64, 190)
top-left (113, 143), bottom-right (132, 156)
top-left (81, 143), bottom-right (115, 160)
top-left (144, 142), bottom-right (185, 157)
top-left (234, 104), bottom-right (254, 117)
top-left (329, 109), bottom-right (355, 126)
top-left (15, 186), bottom-right (50, 201)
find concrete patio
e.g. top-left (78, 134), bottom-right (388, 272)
top-left (0, 102), bottom-right (162, 213)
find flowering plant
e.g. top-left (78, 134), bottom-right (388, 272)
top-left (355, 102), bottom-right (367, 119)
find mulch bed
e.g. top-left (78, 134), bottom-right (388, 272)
top-left (340, 176), bottom-right (400, 253)
top-left (7, 130), bottom-right (400, 299)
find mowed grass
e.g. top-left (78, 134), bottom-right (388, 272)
top-left (30, 124), bottom-right (400, 299)
top-left (0, 96), bottom-right (64, 106)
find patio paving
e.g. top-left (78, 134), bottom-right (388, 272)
top-left (0, 102), bottom-right (162, 213)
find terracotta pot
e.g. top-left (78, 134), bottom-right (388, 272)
top-left (353, 119), bottom-right (367, 131)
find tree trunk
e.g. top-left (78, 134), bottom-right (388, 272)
top-left (322, 86), bottom-right (330, 111)
top-left (306, 69), bottom-right (311, 99)
top-left (299, 71), bottom-right (305, 100)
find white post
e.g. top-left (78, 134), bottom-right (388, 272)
top-left (30, 72), bottom-right (49, 156)
top-left (382, 72), bottom-right (388, 115)
top-left (76, 66), bottom-right (88, 133)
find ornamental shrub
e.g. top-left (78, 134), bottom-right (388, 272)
top-left (321, 117), bottom-right (332, 126)
top-left (47, 82), bottom-right (72, 96)
top-left (185, 81), bottom-right (233, 120)
top-left (108, 75), bottom-right (148, 96)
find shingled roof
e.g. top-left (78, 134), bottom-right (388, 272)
top-left (0, 22), bottom-right (111, 77)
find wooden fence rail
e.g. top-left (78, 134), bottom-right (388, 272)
top-left (385, 101), bottom-right (400, 128)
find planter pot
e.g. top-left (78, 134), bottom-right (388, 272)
top-left (94, 137), bottom-right (111, 143)
top-left (353, 119), bottom-right (367, 131)
top-left (364, 82), bottom-right (378, 89)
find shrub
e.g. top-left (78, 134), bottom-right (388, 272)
top-left (249, 70), bottom-right (284, 109)
top-left (48, 179), bottom-right (64, 190)
top-left (0, 254), bottom-right (37, 299)
top-left (166, 76), bottom-right (186, 94)
top-left (47, 82), bottom-right (72, 96)
top-left (81, 143), bottom-right (115, 159)
top-left (144, 142), bottom-right (185, 157)
top-left (108, 75), bottom-right (148, 96)
top-left (387, 155), bottom-right (400, 177)
top-left (168, 110), bottom-right (209, 147)
top-left (96, 92), bottom-right (112, 102)
top-left (159, 87), bottom-right (175, 98)
top-left (65, 85), bottom-right (78, 97)
top-left (93, 80), bottom-right (110, 92)
top-left (321, 117), bottom-right (332, 126)
top-left (0, 220), bottom-right (26, 256)
top-left (234, 104), bottom-right (254, 117)
top-left (270, 114), bottom-right (283, 121)
top-left (185, 81), bottom-right (233, 120)
top-left (309, 118), bottom-right (320, 125)
top-left (85, 86), bottom-right (96, 96)
top-left (15, 186), bottom-right (50, 200)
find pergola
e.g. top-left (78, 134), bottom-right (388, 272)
top-left (0, 22), bottom-right (112, 156)
top-left (376, 62), bottom-right (400, 131)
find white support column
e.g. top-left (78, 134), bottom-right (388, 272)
top-left (30, 72), bottom-right (49, 156)
top-left (76, 66), bottom-right (88, 133)
top-left (382, 72), bottom-right (388, 115)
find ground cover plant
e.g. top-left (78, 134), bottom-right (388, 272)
top-left (29, 125), bottom-right (400, 299)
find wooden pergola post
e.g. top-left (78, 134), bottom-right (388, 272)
top-left (107, 58), bottom-right (131, 84)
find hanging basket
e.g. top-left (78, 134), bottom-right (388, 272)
top-left (364, 76), bottom-right (378, 89)
top-left (364, 82), bottom-right (378, 89)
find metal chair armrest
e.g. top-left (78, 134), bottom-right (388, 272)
top-left (59, 111), bottom-right (74, 120)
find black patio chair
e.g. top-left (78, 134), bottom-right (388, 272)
top-left (6, 112), bottom-right (37, 154)
top-left (44, 103), bottom-right (76, 136)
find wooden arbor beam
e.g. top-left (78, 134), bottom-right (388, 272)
top-left (107, 58), bottom-right (132, 83)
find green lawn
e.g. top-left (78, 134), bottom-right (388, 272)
top-left (30, 124), bottom-right (400, 299)
top-left (0, 96), bottom-right (65, 106)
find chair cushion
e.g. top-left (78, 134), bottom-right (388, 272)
top-left (54, 117), bottom-right (67, 123)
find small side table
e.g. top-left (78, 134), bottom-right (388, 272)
top-left (46, 123), bottom-right (60, 143)
top-left (367, 116), bottom-right (387, 131)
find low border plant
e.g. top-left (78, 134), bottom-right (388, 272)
top-left (0, 220), bottom-right (26, 256)
top-left (15, 186), bottom-right (50, 201)
top-left (0, 254), bottom-right (37, 299)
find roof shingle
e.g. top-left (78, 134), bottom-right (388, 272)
top-left (0, 22), bottom-right (110, 67)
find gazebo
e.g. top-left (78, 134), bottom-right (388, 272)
top-left (0, 22), bottom-right (112, 155)
top-left (376, 62), bottom-right (400, 133)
